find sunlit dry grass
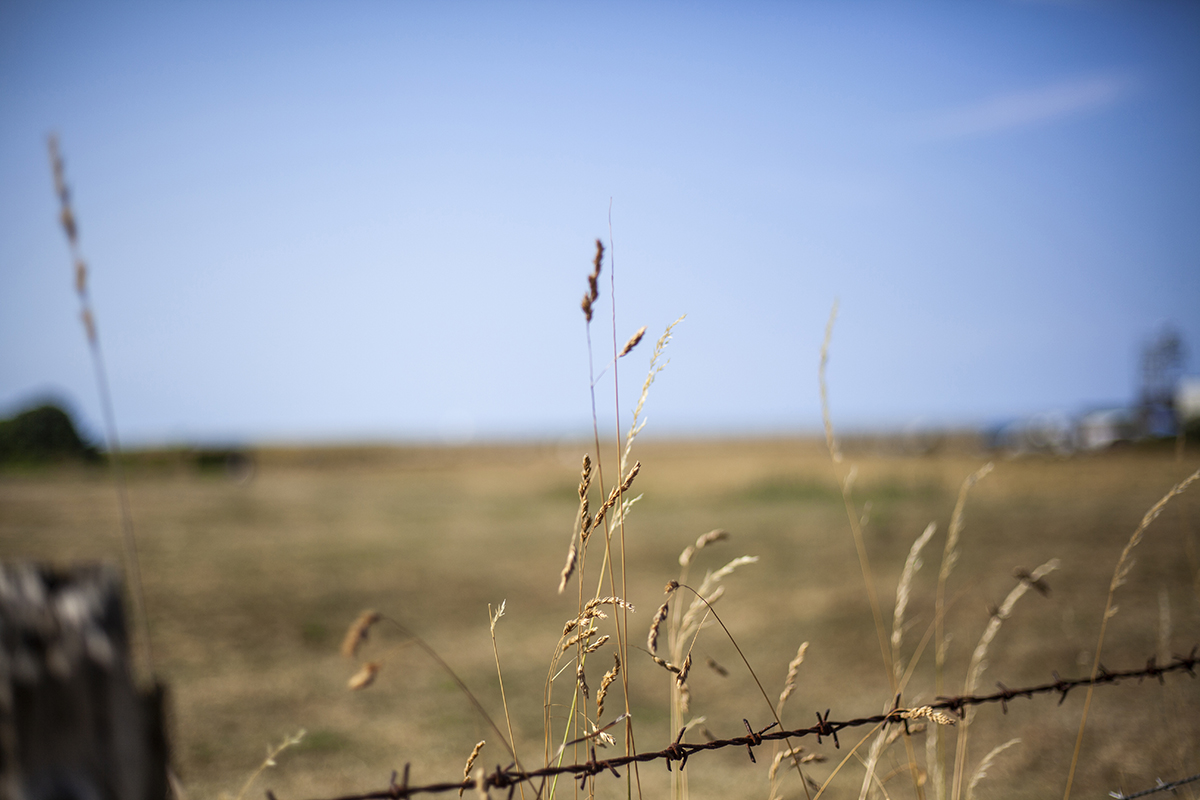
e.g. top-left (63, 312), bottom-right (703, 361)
top-left (1, 440), bottom-right (1198, 799)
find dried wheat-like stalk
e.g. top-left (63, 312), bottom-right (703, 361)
top-left (933, 462), bottom-right (993, 800)
top-left (557, 543), bottom-right (577, 596)
top-left (584, 596), bottom-right (634, 614)
top-left (621, 316), bottom-right (685, 474)
top-left (576, 662), bottom-right (590, 699)
top-left (676, 654), bottom-right (691, 686)
top-left (966, 559), bottom-right (1059, 696)
top-left (596, 653), bottom-right (620, 718)
top-left (583, 634), bottom-right (610, 654)
top-left (679, 556), bottom-right (757, 643)
top-left (965, 738), bottom-right (1019, 800)
top-left (951, 559), bottom-right (1058, 800)
top-left (589, 461), bottom-right (640, 533)
top-left (618, 326), bottom-right (646, 358)
top-left (1064, 467), bottom-right (1200, 800)
top-left (562, 625), bottom-right (600, 651)
top-left (648, 599), bottom-right (670, 655)
top-left (581, 240), bottom-right (603, 323)
top-left (223, 729), bottom-right (306, 800)
top-left (459, 741), bottom-right (486, 797)
top-left (819, 300), bottom-right (842, 464)
top-left (48, 136), bottom-right (155, 681)
top-left (776, 642), bottom-right (809, 715)
top-left (342, 610), bottom-right (383, 659)
top-left (679, 529), bottom-right (729, 567)
top-left (902, 706), bottom-right (958, 726)
top-left (893, 523), bottom-right (936, 686)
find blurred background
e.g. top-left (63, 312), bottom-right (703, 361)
top-left (2, 1), bottom-right (1198, 448)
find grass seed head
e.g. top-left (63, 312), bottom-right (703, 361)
top-left (597, 653), bottom-right (620, 718)
top-left (576, 662), bottom-right (589, 698)
top-left (676, 653), bottom-right (692, 686)
top-left (648, 599), bottom-right (670, 654)
top-left (557, 541), bottom-right (577, 595)
top-left (902, 706), bottom-right (957, 726)
top-left (581, 240), bottom-right (603, 322)
top-left (619, 326), bottom-right (647, 358)
top-left (341, 610), bottom-right (383, 659)
top-left (347, 661), bottom-right (381, 691)
top-left (459, 741), bottom-right (486, 797)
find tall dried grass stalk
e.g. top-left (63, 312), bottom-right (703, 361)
top-left (819, 302), bottom-right (895, 690)
top-left (223, 729), bottom-right (306, 800)
top-left (596, 653), bottom-right (620, 718)
top-left (769, 642), bottom-right (811, 800)
top-left (622, 316), bottom-right (685, 475)
top-left (47, 136), bottom-right (155, 682)
top-left (859, 521), bottom-right (939, 800)
top-left (893, 522), bottom-right (937, 687)
top-left (776, 642), bottom-right (809, 716)
top-left (951, 559), bottom-right (1058, 800)
top-left (487, 602), bottom-right (526, 800)
top-left (932, 462), bottom-right (993, 800)
top-left (1063, 467), bottom-right (1200, 800)
top-left (965, 738), bottom-right (1020, 800)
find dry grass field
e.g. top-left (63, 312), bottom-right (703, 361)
top-left (2, 437), bottom-right (1199, 799)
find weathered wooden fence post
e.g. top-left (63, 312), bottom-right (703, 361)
top-left (0, 562), bottom-right (168, 800)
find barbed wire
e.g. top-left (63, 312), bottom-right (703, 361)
top-left (283, 648), bottom-right (1198, 800)
top-left (1110, 771), bottom-right (1200, 799)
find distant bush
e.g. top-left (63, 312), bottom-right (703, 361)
top-left (0, 403), bottom-right (100, 465)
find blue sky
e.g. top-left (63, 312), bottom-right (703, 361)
top-left (1, 2), bottom-right (1197, 445)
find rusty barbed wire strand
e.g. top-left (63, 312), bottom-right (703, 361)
top-left (287, 649), bottom-right (1198, 800)
top-left (1109, 771), bottom-right (1200, 799)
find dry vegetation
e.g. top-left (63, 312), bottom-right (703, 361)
top-left (2, 437), bottom-right (1198, 799)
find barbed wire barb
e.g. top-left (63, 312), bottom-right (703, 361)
top-left (1109, 771), bottom-right (1200, 799)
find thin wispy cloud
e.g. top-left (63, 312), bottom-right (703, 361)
top-left (917, 74), bottom-right (1135, 141)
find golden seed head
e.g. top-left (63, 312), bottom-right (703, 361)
top-left (695, 529), bottom-right (729, 549)
top-left (648, 599), bottom-right (670, 654)
top-left (557, 541), bottom-right (577, 595)
top-left (901, 706), bottom-right (957, 726)
top-left (676, 654), bottom-right (692, 686)
top-left (619, 326), bottom-right (647, 358)
top-left (341, 609), bottom-right (383, 658)
top-left (347, 661), bottom-right (381, 690)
